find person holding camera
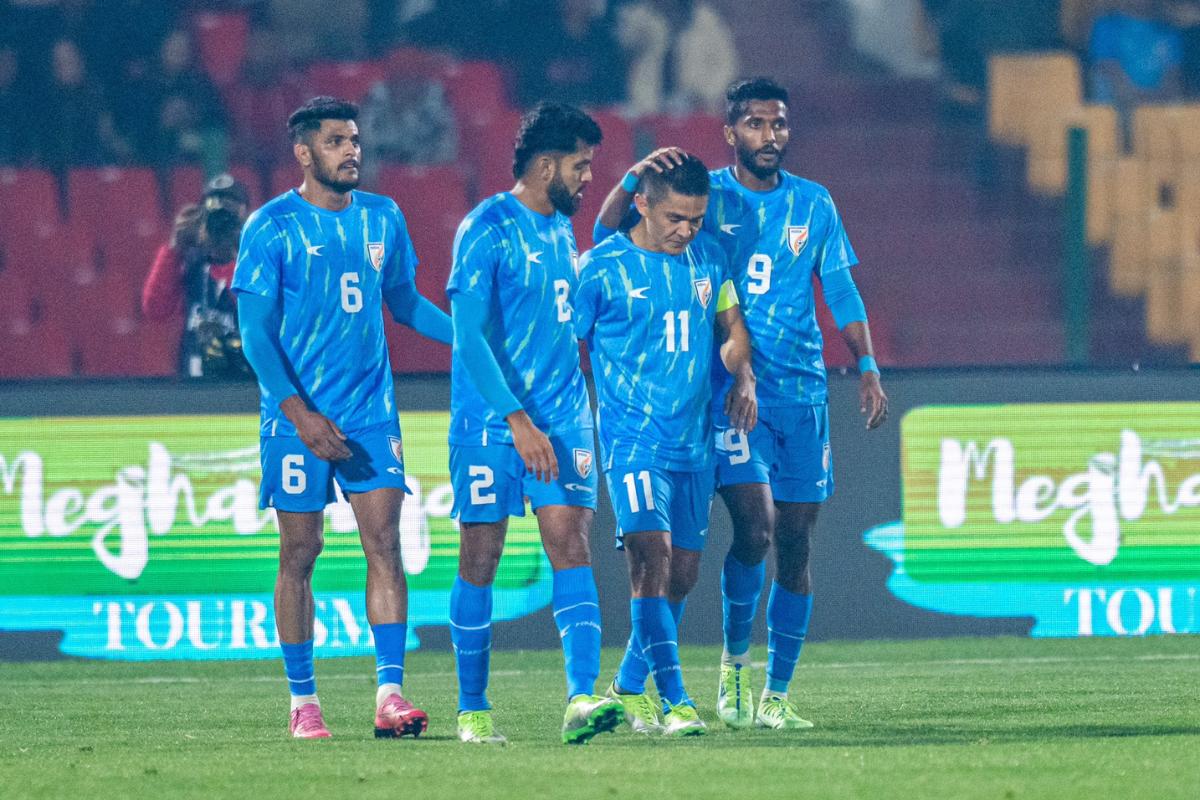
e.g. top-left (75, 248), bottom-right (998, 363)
top-left (142, 173), bottom-right (251, 377)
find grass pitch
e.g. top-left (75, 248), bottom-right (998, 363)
top-left (1, 636), bottom-right (1198, 799)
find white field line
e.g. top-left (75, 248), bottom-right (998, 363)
top-left (3, 652), bottom-right (1198, 687)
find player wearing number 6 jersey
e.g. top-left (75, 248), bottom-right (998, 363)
top-left (445, 102), bottom-right (623, 745)
top-left (594, 78), bottom-right (889, 731)
top-left (233, 97), bottom-right (452, 740)
top-left (576, 155), bottom-right (757, 738)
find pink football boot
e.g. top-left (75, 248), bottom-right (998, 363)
top-left (374, 693), bottom-right (429, 738)
top-left (289, 703), bottom-right (332, 739)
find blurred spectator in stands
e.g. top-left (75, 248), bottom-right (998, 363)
top-left (37, 38), bottom-right (130, 168)
top-left (359, 73), bottom-right (458, 178)
top-left (924, 0), bottom-right (1062, 107)
top-left (143, 173), bottom-right (252, 379)
top-left (1165, 0), bottom-right (1200, 95)
top-left (616, 0), bottom-right (738, 116)
top-left (0, 44), bottom-right (34, 165)
top-left (400, 0), bottom-right (526, 60)
top-left (148, 29), bottom-right (229, 167)
top-left (514, 0), bottom-right (626, 107)
top-left (1088, 0), bottom-right (1184, 148)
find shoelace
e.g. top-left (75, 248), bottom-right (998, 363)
top-left (626, 693), bottom-right (660, 724)
top-left (293, 706), bottom-right (324, 733)
top-left (462, 712), bottom-right (493, 738)
top-left (761, 696), bottom-right (797, 720)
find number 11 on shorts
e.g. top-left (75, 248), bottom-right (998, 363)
top-left (623, 470), bottom-right (655, 512)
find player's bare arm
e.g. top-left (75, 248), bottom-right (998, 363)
top-left (717, 303), bottom-right (758, 433)
top-left (840, 321), bottom-right (888, 429)
top-left (279, 395), bottom-right (352, 461)
top-left (594, 147), bottom-right (689, 233)
top-left (505, 409), bottom-right (559, 484)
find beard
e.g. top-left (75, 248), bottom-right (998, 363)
top-left (313, 157), bottom-right (360, 193)
top-left (736, 140), bottom-right (786, 182)
top-left (548, 173), bottom-right (581, 216)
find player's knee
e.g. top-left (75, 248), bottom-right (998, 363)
top-left (668, 564), bottom-right (700, 600)
top-left (458, 533), bottom-right (504, 584)
top-left (733, 524), bottom-right (771, 564)
top-left (280, 536), bottom-right (323, 576)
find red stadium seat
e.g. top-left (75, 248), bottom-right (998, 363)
top-left (192, 11), bottom-right (250, 86)
top-left (0, 168), bottom-right (61, 242)
top-left (0, 320), bottom-right (74, 378)
top-left (386, 47), bottom-right (454, 81)
top-left (377, 165), bottom-right (468, 291)
top-left (444, 61), bottom-right (513, 128)
top-left (76, 317), bottom-right (178, 377)
top-left (0, 268), bottom-right (34, 324)
top-left (3, 224), bottom-right (96, 313)
top-left (66, 168), bottom-right (164, 248)
top-left (646, 113), bottom-right (729, 171)
top-left (462, 109), bottom-right (523, 199)
top-left (223, 78), bottom-right (308, 165)
top-left (576, 109), bottom-right (636, 249)
top-left (270, 163), bottom-right (301, 199)
top-left (307, 60), bottom-right (389, 103)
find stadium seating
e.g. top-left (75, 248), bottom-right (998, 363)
top-left (192, 11), bottom-right (250, 87)
top-left (444, 60), bottom-right (512, 129)
top-left (987, 52), bottom-right (1082, 148)
top-left (168, 164), bottom-right (264, 213)
top-left (306, 60), bottom-right (389, 103)
top-left (647, 113), bottom-right (729, 170)
top-left (0, 321), bottom-right (73, 378)
top-left (0, 168), bottom-right (61, 242)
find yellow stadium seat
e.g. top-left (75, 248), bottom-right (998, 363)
top-left (988, 52), bottom-right (1082, 147)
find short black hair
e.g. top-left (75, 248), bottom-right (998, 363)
top-left (512, 101), bottom-right (603, 179)
top-left (725, 77), bottom-right (789, 125)
top-left (639, 154), bottom-right (710, 205)
top-left (288, 96), bottom-right (359, 143)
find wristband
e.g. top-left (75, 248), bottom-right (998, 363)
top-left (858, 355), bottom-right (879, 375)
top-left (620, 171), bottom-right (639, 193)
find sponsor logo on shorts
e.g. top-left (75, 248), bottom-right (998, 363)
top-left (573, 448), bottom-right (593, 479)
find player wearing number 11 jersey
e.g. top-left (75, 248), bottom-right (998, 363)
top-left (234, 97), bottom-right (452, 740)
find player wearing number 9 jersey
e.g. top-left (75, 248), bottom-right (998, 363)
top-left (234, 97), bottom-right (452, 741)
top-left (575, 155), bottom-right (757, 737)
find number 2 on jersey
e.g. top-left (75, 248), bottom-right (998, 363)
top-left (553, 278), bottom-right (572, 322)
top-left (747, 254), bottom-right (772, 295)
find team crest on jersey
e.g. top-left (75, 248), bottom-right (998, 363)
top-left (787, 225), bottom-right (809, 256)
top-left (693, 278), bottom-right (713, 308)
top-left (573, 448), bottom-right (593, 479)
top-left (389, 436), bottom-right (404, 463)
top-left (368, 242), bottom-right (385, 271)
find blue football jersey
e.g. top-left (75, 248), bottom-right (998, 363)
top-left (706, 167), bottom-right (857, 407)
top-left (575, 231), bottom-right (730, 472)
top-left (445, 192), bottom-right (591, 446)
top-left (233, 189), bottom-right (417, 437)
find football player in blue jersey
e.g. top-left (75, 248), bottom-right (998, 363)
top-left (445, 102), bottom-right (624, 745)
top-left (594, 78), bottom-right (889, 731)
top-left (576, 155), bottom-right (757, 737)
top-left (233, 97), bottom-right (452, 740)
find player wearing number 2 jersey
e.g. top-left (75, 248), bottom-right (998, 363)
top-left (594, 78), bottom-right (889, 732)
top-left (577, 155), bottom-right (757, 738)
top-left (445, 102), bottom-right (623, 746)
top-left (234, 97), bottom-right (452, 741)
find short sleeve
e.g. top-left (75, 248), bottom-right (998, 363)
top-left (232, 211), bottom-right (283, 298)
top-left (446, 215), bottom-right (500, 303)
top-left (573, 251), bottom-right (602, 346)
top-left (814, 193), bottom-right (858, 278)
top-left (383, 205), bottom-right (419, 290)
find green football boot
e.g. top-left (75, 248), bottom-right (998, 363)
top-left (755, 695), bottom-right (814, 730)
top-left (716, 662), bottom-right (755, 729)
top-left (662, 702), bottom-right (707, 737)
top-left (457, 710), bottom-right (507, 744)
top-left (561, 694), bottom-right (625, 745)
top-left (605, 681), bottom-right (665, 735)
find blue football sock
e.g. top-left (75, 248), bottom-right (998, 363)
top-left (615, 597), bottom-right (686, 693)
top-left (280, 639), bottom-right (316, 697)
top-left (766, 583), bottom-right (813, 694)
top-left (721, 551), bottom-right (765, 659)
top-left (450, 576), bottom-right (493, 711)
top-left (632, 597), bottom-right (688, 708)
top-left (552, 566), bottom-right (602, 699)
top-left (371, 622), bottom-right (406, 687)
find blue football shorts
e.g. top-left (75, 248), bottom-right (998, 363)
top-left (450, 428), bottom-right (598, 523)
top-left (259, 418), bottom-right (407, 512)
top-left (713, 403), bottom-right (833, 504)
top-left (604, 464), bottom-right (714, 552)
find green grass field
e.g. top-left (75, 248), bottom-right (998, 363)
top-left (2, 636), bottom-right (1198, 799)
